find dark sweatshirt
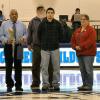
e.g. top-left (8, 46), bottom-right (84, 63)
top-left (38, 18), bottom-right (63, 51)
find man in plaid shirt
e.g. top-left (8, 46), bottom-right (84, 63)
top-left (38, 7), bottom-right (63, 91)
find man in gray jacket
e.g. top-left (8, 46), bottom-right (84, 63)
top-left (27, 6), bottom-right (53, 90)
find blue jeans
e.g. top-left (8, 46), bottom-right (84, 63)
top-left (78, 56), bottom-right (94, 87)
top-left (41, 49), bottom-right (60, 87)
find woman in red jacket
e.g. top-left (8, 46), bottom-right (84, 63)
top-left (71, 14), bottom-right (96, 91)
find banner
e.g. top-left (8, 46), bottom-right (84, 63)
top-left (0, 48), bottom-right (100, 67)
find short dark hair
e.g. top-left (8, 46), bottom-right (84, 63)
top-left (46, 7), bottom-right (55, 14)
top-left (81, 14), bottom-right (90, 20)
top-left (36, 6), bottom-right (45, 11)
top-left (75, 8), bottom-right (80, 11)
top-left (0, 10), bottom-right (2, 15)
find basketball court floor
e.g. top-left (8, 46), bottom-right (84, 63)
top-left (0, 70), bottom-right (100, 100)
top-left (0, 88), bottom-right (100, 100)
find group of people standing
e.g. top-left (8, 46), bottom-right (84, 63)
top-left (0, 6), bottom-right (96, 93)
top-left (27, 6), bottom-right (62, 91)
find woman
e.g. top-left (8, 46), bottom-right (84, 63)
top-left (71, 14), bottom-right (96, 91)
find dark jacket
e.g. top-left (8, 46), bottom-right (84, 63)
top-left (60, 21), bottom-right (72, 43)
top-left (38, 18), bottom-right (63, 51)
top-left (27, 17), bottom-right (42, 47)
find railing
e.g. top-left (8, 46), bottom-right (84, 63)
top-left (21, 20), bottom-right (100, 42)
top-left (93, 25), bottom-right (100, 42)
top-left (1, 20), bottom-right (100, 42)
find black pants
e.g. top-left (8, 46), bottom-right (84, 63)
top-left (32, 45), bottom-right (53, 86)
top-left (4, 44), bottom-right (22, 88)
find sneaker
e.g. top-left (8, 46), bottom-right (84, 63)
top-left (48, 85), bottom-right (53, 92)
top-left (31, 84), bottom-right (40, 92)
top-left (7, 87), bottom-right (12, 92)
top-left (16, 87), bottom-right (23, 92)
top-left (49, 85), bottom-right (53, 90)
top-left (53, 87), bottom-right (60, 92)
top-left (31, 84), bottom-right (39, 89)
top-left (82, 86), bottom-right (92, 91)
top-left (78, 85), bottom-right (92, 91)
top-left (77, 85), bottom-right (85, 91)
top-left (42, 85), bottom-right (49, 91)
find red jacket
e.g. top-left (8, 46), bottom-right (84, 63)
top-left (71, 25), bottom-right (96, 56)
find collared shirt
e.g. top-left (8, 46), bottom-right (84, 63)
top-left (0, 20), bottom-right (27, 44)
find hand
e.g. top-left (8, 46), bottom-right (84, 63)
top-left (76, 46), bottom-right (81, 51)
top-left (7, 39), bottom-right (14, 44)
top-left (28, 45), bottom-right (32, 51)
top-left (20, 37), bottom-right (27, 44)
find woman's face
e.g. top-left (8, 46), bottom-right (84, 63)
top-left (81, 16), bottom-right (89, 27)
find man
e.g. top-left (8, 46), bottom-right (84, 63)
top-left (38, 7), bottom-right (63, 91)
top-left (0, 9), bottom-right (27, 92)
top-left (27, 6), bottom-right (53, 90)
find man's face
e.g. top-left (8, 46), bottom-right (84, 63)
top-left (10, 10), bottom-right (18, 22)
top-left (37, 9), bottom-right (46, 19)
top-left (46, 10), bottom-right (55, 21)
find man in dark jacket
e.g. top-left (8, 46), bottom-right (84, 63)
top-left (38, 7), bottom-right (63, 91)
top-left (27, 6), bottom-right (53, 90)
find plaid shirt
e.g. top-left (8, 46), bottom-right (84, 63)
top-left (38, 18), bottom-right (63, 50)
